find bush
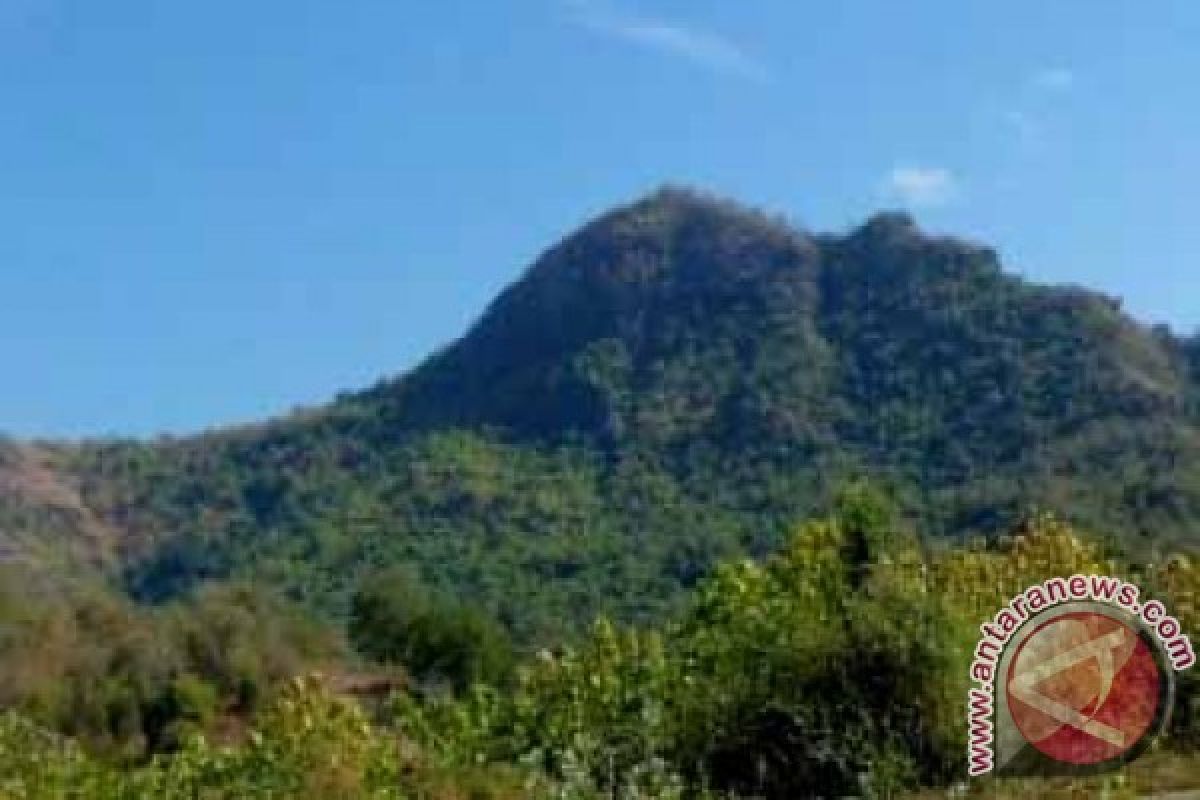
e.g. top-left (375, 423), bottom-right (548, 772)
top-left (350, 566), bottom-right (515, 691)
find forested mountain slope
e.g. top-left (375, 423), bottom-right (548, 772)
top-left (6, 188), bottom-right (1200, 639)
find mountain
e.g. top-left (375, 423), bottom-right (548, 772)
top-left (6, 188), bottom-right (1200, 640)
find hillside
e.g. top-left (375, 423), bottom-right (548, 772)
top-left (6, 188), bottom-right (1200, 640)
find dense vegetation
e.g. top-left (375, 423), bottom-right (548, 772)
top-left (1, 493), bottom-right (1197, 798)
top-left (0, 570), bottom-right (343, 761)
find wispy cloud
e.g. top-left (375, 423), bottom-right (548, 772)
top-left (881, 166), bottom-right (959, 208)
top-left (876, 67), bottom-right (1077, 205)
top-left (564, 0), bottom-right (768, 82)
top-left (1031, 67), bottom-right (1075, 93)
top-left (998, 67), bottom-right (1077, 151)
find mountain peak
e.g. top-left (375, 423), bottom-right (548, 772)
top-left (357, 188), bottom-right (1184, 473)
top-left (853, 210), bottom-right (920, 240)
top-left (380, 189), bottom-right (824, 437)
top-left (571, 186), bottom-right (808, 263)
top-left (36, 187), bottom-right (1200, 638)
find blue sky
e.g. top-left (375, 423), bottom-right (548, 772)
top-left (2, 1), bottom-right (1198, 436)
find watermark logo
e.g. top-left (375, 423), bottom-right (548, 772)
top-left (967, 576), bottom-right (1193, 777)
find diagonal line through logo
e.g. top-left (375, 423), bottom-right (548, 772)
top-left (1009, 629), bottom-right (1127, 747)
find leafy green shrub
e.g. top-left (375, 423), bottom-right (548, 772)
top-left (350, 565), bottom-right (515, 691)
top-left (0, 573), bottom-right (343, 760)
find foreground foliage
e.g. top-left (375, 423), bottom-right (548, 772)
top-left (392, 493), bottom-right (1200, 798)
top-left (2, 491), bottom-right (1199, 798)
top-left (0, 576), bottom-right (342, 761)
top-left (0, 678), bottom-right (534, 800)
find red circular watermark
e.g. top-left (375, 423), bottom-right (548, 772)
top-left (1006, 610), bottom-right (1163, 765)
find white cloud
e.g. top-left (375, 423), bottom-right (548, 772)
top-left (882, 166), bottom-right (959, 208)
top-left (1032, 67), bottom-right (1075, 92)
top-left (564, 0), bottom-right (768, 82)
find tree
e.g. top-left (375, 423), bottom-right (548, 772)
top-left (349, 566), bottom-right (514, 691)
